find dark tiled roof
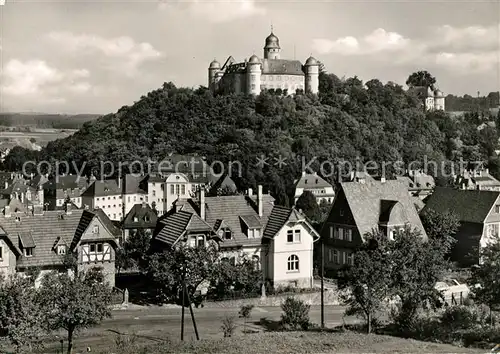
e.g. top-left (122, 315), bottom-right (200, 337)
top-left (44, 175), bottom-right (88, 190)
top-left (240, 215), bottom-right (262, 229)
top-left (262, 205), bottom-right (292, 239)
top-left (423, 187), bottom-right (500, 224)
top-left (122, 203), bottom-right (158, 229)
top-left (154, 210), bottom-right (192, 245)
top-left (0, 209), bottom-right (105, 268)
top-left (123, 174), bottom-right (147, 194)
top-left (82, 180), bottom-right (121, 197)
top-left (295, 173), bottom-right (332, 189)
top-left (261, 59), bottom-right (305, 76)
top-left (19, 232), bottom-right (36, 248)
top-left (340, 180), bottom-right (427, 240)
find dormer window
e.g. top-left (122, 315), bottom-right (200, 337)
top-left (57, 245), bottom-right (66, 255)
top-left (133, 217), bottom-right (139, 222)
top-left (248, 228), bottom-right (260, 238)
top-left (93, 225), bottom-right (99, 234)
top-left (24, 248), bottom-right (33, 257)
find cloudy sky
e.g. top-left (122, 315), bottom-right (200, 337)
top-left (0, 0), bottom-right (499, 114)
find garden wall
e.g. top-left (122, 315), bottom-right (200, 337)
top-left (203, 289), bottom-right (342, 308)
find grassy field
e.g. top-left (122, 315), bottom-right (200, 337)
top-left (43, 331), bottom-right (486, 354)
top-left (0, 128), bottom-right (77, 149)
top-left (21, 305), bottom-right (486, 354)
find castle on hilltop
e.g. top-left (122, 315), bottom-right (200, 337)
top-left (208, 30), bottom-right (319, 96)
top-left (410, 86), bottom-right (446, 111)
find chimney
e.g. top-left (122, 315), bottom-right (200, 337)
top-left (461, 183), bottom-right (466, 190)
top-left (302, 171), bottom-right (306, 177)
top-left (4, 206), bottom-right (11, 218)
top-left (200, 188), bottom-right (205, 220)
top-left (381, 176), bottom-right (386, 183)
top-left (65, 203), bottom-right (72, 215)
top-left (486, 168), bottom-right (489, 175)
top-left (142, 201), bottom-right (147, 208)
top-left (4, 181), bottom-right (7, 189)
top-left (248, 188), bottom-right (253, 196)
top-left (117, 176), bottom-right (121, 190)
top-left (258, 185), bottom-right (263, 217)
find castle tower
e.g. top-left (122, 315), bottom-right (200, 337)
top-left (246, 54), bottom-right (262, 95)
top-left (208, 59), bottom-right (220, 92)
top-left (264, 31), bottom-right (280, 59)
top-left (434, 89), bottom-right (445, 111)
top-left (304, 56), bottom-right (319, 94)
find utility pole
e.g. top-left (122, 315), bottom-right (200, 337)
top-left (180, 263), bottom-right (185, 341)
top-left (185, 282), bottom-right (200, 340)
top-left (320, 238), bottom-right (325, 329)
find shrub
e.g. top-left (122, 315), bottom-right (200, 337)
top-left (115, 333), bottom-right (138, 352)
top-left (440, 306), bottom-right (478, 331)
top-left (221, 316), bottom-right (237, 337)
top-left (280, 297), bottom-right (311, 331)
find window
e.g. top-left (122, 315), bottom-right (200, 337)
top-left (170, 185), bottom-right (175, 194)
top-left (253, 229), bottom-right (260, 238)
top-left (224, 228), bottom-right (232, 240)
top-left (294, 229), bottom-right (301, 242)
top-left (190, 235), bottom-right (205, 247)
top-left (287, 230), bottom-right (293, 243)
top-left (133, 217), bottom-right (139, 222)
top-left (93, 225), bottom-right (99, 234)
top-left (181, 185), bottom-right (186, 195)
top-left (333, 250), bottom-right (339, 264)
top-left (329, 226), bottom-right (334, 239)
top-left (89, 243), bottom-right (104, 254)
top-left (287, 255), bottom-right (299, 271)
top-left (251, 84), bottom-right (256, 90)
top-left (339, 209), bottom-right (344, 216)
top-left (0, 246), bottom-right (3, 260)
top-left (496, 205), bottom-right (500, 213)
top-left (345, 229), bottom-right (352, 242)
top-left (338, 228), bottom-right (344, 240)
top-left (97, 244), bottom-right (103, 253)
top-left (113, 214), bottom-right (116, 219)
top-left (176, 185), bottom-right (180, 195)
top-left (25, 248), bottom-right (33, 257)
top-left (346, 252), bottom-right (354, 265)
top-left (57, 245), bottom-right (66, 255)
top-left (153, 190), bottom-right (156, 197)
top-left (96, 197), bottom-right (100, 201)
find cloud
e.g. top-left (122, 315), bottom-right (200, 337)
top-left (159, 0), bottom-right (266, 23)
top-left (313, 23), bottom-right (500, 74)
top-left (46, 31), bottom-right (163, 75)
top-left (0, 59), bottom-right (93, 105)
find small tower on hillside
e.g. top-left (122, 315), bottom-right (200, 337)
top-left (246, 54), bottom-right (262, 95)
top-left (304, 56), bottom-right (319, 94)
top-left (208, 59), bottom-right (220, 92)
top-left (434, 89), bottom-right (445, 111)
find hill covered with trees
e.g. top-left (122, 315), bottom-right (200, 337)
top-left (4, 70), bottom-right (500, 205)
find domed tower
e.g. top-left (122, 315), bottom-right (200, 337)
top-left (264, 32), bottom-right (280, 60)
top-left (434, 89), bottom-right (445, 111)
top-left (246, 54), bottom-right (262, 95)
top-left (304, 56), bottom-right (319, 94)
top-left (208, 59), bottom-right (220, 92)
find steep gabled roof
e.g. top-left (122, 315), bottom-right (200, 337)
top-left (295, 173), bottom-right (333, 190)
top-left (154, 210), bottom-right (192, 245)
top-left (423, 187), bottom-right (500, 224)
top-left (82, 180), bottom-right (121, 197)
top-left (122, 203), bottom-right (158, 229)
top-left (263, 205), bottom-right (292, 239)
top-left (0, 209), bottom-right (113, 268)
top-left (340, 180), bottom-right (427, 240)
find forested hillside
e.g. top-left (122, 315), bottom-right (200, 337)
top-left (4, 71), bottom-right (500, 206)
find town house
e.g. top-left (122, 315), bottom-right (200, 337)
top-left (121, 202), bottom-right (158, 243)
top-left (0, 204), bottom-right (120, 287)
top-left (321, 179), bottom-right (427, 273)
top-left (294, 172), bottom-right (335, 204)
top-left (43, 175), bottom-right (88, 210)
top-left (81, 178), bottom-right (123, 221)
top-left (423, 187), bottom-right (500, 266)
top-left (152, 186), bottom-right (320, 289)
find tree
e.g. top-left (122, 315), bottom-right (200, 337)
top-left (37, 269), bottom-right (112, 354)
top-left (470, 236), bottom-right (500, 326)
top-left (337, 232), bottom-right (391, 333)
top-left (146, 243), bottom-right (220, 303)
top-left (420, 207), bottom-right (460, 250)
top-left (406, 71), bottom-right (437, 90)
top-left (295, 191), bottom-right (319, 220)
top-left (238, 304), bottom-right (254, 334)
top-left (0, 275), bottom-right (44, 352)
top-left (116, 229), bottom-right (150, 272)
top-left (387, 226), bottom-right (451, 331)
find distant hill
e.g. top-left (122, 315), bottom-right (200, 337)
top-left (0, 113), bottom-right (102, 129)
